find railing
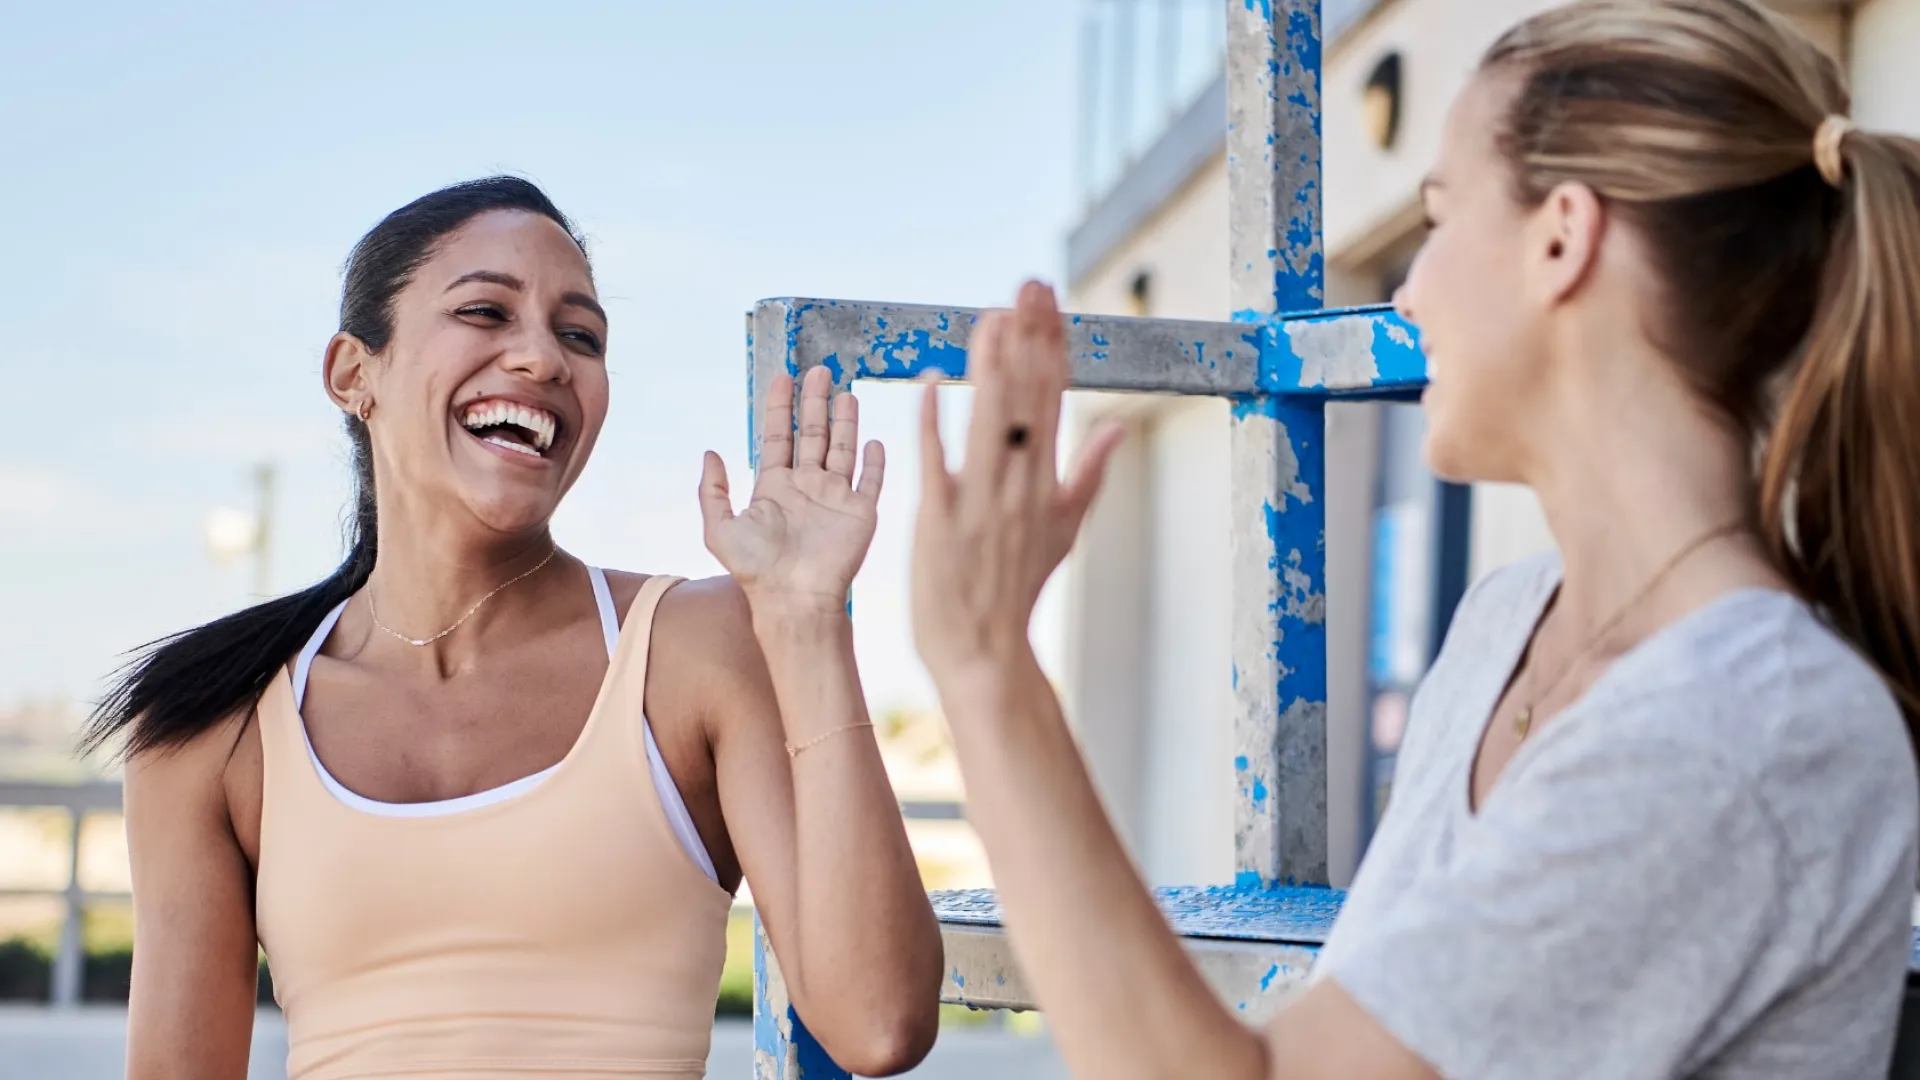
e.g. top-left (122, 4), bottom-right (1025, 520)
top-left (0, 779), bottom-right (128, 1008)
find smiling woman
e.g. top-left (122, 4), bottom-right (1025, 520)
top-left (82, 176), bottom-right (941, 1080)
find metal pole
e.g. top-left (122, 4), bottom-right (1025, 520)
top-left (252, 462), bottom-right (276, 598)
top-left (51, 807), bottom-right (84, 1007)
top-left (1226, 0), bottom-right (1328, 888)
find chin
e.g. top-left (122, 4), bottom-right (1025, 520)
top-left (461, 490), bottom-right (562, 537)
top-left (1419, 417), bottom-right (1480, 485)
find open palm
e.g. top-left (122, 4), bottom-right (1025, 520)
top-left (701, 366), bottom-right (885, 608)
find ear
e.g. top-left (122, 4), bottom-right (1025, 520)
top-left (1526, 180), bottom-right (1606, 307)
top-left (323, 332), bottom-right (374, 414)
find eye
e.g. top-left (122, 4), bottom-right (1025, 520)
top-left (561, 327), bottom-right (606, 356)
top-left (455, 302), bottom-right (509, 323)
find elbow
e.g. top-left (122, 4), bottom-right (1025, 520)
top-left (811, 973), bottom-right (940, 1077)
top-left (829, 1004), bottom-right (940, 1077)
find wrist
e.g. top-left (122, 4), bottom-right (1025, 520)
top-left (930, 644), bottom-right (1048, 709)
top-left (743, 588), bottom-right (849, 629)
top-left (748, 602), bottom-right (853, 655)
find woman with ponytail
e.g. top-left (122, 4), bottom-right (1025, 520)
top-left (97, 177), bottom-right (940, 1079)
top-left (904, 2), bottom-right (1920, 1077)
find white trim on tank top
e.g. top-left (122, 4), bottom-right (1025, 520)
top-left (289, 567), bottom-right (719, 883)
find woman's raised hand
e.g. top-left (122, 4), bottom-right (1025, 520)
top-left (910, 281), bottom-right (1125, 684)
top-left (701, 366), bottom-right (883, 615)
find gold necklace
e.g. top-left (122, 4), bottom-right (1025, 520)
top-left (1512, 521), bottom-right (1744, 739)
top-left (365, 546), bottom-right (559, 647)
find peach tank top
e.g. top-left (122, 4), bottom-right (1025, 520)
top-left (254, 574), bottom-right (732, 1079)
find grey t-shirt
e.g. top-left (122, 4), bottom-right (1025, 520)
top-left (1315, 553), bottom-right (1918, 1079)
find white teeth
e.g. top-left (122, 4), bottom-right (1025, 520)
top-left (459, 400), bottom-right (557, 453)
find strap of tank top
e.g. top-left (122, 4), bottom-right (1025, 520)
top-left (587, 566), bottom-right (620, 659)
top-left (603, 572), bottom-right (714, 882)
top-left (292, 600), bottom-right (350, 711)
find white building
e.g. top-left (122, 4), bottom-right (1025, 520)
top-left (1056, 0), bottom-right (1897, 889)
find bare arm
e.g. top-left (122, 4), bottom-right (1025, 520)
top-left (694, 367), bottom-right (943, 1076)
top-left (123, 715), bottom-right (260, 1080)
top-left (935, 654), bottom-right (1435, 1080)
top-left (910, 284), bottom-right (1438, 1080)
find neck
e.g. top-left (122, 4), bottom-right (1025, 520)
top-left (1520, 342), bottom-right (1765, 632)
top-left (363, 507), bottom-right (562, 654)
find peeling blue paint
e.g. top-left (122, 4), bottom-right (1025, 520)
top-left (1235, 753), bottom-right (1250, 771)
top-left (1251, 778), bottom-right (1269, 806)
top-left (816, 351), bottom-right (848, 387)
top-left (933, 885), bottom-right (1342, 944)
top-left (1245, 0), bottom-right (1272, 21)
top-left (755, 910), bottom-right (850, 1079)
top-left (865, 329), bottom-right (968, 380)
top-left (1260, 307), bottom-right (1427, 396)
top-left (1260, 964), bottom-right (1280, 992)
top-left (752, 915), bottom-right (776, 1051)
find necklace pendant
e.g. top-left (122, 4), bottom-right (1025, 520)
top-left (409, 637), bottom-right (429, 647)
top-left (1514, 706), bottom-right (1533, 738)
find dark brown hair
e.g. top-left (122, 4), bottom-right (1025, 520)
top-left (1485, 0), bottom-right (1920, 728)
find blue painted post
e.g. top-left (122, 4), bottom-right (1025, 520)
top-left (747, 311), bottom-right (854, 1080)
top-left (1227, 0), bottom-right (1330, 888)
top-left (752, 913), bottom-right (847, 1080)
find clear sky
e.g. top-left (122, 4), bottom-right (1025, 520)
top-left (0, 1), bottom-right (1082, 720)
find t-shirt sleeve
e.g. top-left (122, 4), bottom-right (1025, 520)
top-left (1317, 731), bottom-right (1793, 1080)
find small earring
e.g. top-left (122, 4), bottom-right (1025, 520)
top-left (356, 399), bottom-right (373, 422)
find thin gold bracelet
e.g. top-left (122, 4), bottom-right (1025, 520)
top-left (786, 721), bottom-right (875, 759)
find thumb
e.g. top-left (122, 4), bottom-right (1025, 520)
top-left (1057, 421), bottom-right (1125, 532)
top-left (698, 451), bottom-right (734, 541)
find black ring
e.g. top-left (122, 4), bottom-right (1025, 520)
top-left (1007, 425), bottom-right (1030, 448)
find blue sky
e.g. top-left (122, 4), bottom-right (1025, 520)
top-left (0, 1), bottom-right (1083, 716)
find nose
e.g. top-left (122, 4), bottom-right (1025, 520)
top-left (502, 326), bottom-right (572, 386)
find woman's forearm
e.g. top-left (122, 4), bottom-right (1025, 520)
top-left (752, 604), bottom-right (942, 1057)
top-left (934, 648), bottom-right (1268, 1080)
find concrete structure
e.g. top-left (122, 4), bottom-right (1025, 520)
top-left (1057, 0), bottom-right (1883, 889)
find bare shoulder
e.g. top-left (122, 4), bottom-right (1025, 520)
top-left (124, 704), bottom-right (259, 859)
top-left (602, 570), bottom-right (757, 662)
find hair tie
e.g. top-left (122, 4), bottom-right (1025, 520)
top-left (1814, 115), bottom-right (1855, 188)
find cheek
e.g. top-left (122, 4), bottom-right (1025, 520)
top-left (1408, 235), bottom-right (1537, 482)
top-left (574, 368), bottom-right (611, 441)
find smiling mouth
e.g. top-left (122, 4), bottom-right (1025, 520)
top-left (458, 399), bottom-right (560, 459)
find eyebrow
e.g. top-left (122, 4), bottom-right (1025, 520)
top-left (446, 270), bottom-right (607, 324)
